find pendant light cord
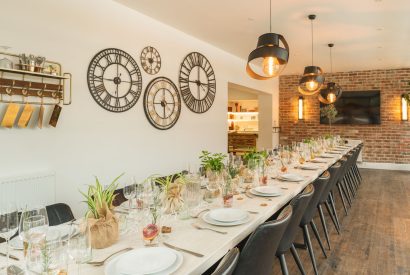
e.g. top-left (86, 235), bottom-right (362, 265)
top-left (330, 46), bottom-right (333, 73)
top-left (269, 0), bottom-right (272, 32)
top-left (311, 18), bottom-right (314, 65)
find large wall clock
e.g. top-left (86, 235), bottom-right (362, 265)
top-left (140, 46), bottom-right (161, 75)
top-left (143, 77), bottom-right (181, 130)
top-left (87, 48), bottom-right (142, 112)
top-left (179, 52), bottom-right (216, 113)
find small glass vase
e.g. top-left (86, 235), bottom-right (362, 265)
top-left (221, 180), bottom-right (234, 208)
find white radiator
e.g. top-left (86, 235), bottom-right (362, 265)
top-left (0, 171), bottom-right (56, 208)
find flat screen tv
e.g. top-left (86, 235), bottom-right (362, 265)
top-left (320, 90), bottom-right (381, 125)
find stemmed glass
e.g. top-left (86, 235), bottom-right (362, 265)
top-left (123, 182), bottom-right (136, 210)
top-left (0, 203), bottom-right (19, 274)
top-left (68, 219), bottom-right (92, 275)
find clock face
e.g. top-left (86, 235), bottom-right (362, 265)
top-left (140, 46), bottom-right (161, 75)
top-left (87, 48), bottom-right (142, 112)
top-left (143, 77), bottom-right (181, 130)
top-left (179, 52), bottom-right (216, 113)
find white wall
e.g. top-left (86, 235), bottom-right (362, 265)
top-left (0, 0), bottom-right (278, 215)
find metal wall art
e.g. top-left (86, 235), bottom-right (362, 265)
top-left (140, 46), bottom-right (161, 75)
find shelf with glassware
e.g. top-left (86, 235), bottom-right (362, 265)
top-left (0, 51), bottom-right (72, 128)
top-left (227, 112), bottom-right (258, 132)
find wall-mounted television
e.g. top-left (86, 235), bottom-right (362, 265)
top-left (320, 90), bottom-right (381, 125)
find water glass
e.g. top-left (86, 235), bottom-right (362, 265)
top-left (123, 183), bottom-right (136, 210)
top-left (0, 203), bottom-right (19, 273)
top-left (68, 219), bottom-right (92, 275)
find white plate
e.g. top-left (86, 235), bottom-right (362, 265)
top-left (320, 154), bottom-right (335, 158)
top-left (9, 237), bottom-right (23, 250)
top-left (254, 186), bottom-right (282, 195)
top-left (209, 208), bottom-right (248, 223)
top-left (116, 247), bottom-right (177, 274)
top-left (298, 164), bottom-right (320, 170)
top-left (202, 211), bottom-right (250, 227)
top-left (326, 151), bottom-right (341, 154)
top-left (105, 248), bottom-right (183, 275)
top-left (249, 188), bottom-right (282, 197)
top-left (278, 173), bottom-right (304, 182)
top-left (310, 159), bottom-right (328, 163)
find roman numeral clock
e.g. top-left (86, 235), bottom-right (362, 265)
top-left (179, 52), bottom-right (216, 113)
top-left (87, 48), bottom-right (142, 112)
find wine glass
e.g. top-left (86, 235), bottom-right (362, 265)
top-left (68, 219), bottom-right (92, 275)
top-left (19, 206), bottom-right (49, 253)
top-left (0, 203), bottom-right (19, 273)
top-left (123, 182), bottom-right (136, 210)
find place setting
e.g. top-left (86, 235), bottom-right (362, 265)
top-left (201, 208), bottom-right (251, 227)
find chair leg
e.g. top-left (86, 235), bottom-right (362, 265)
top-left (337, 182), bottom-right (349, 216)
top-left (325, 200), bottom-right (341, 234)
top-left (310, 221), bottom-right (327, 258)
top-left (290, 244), bottom-right (306, 275)
top-left (329, 193), bottom-right (341, 232)
top-left (318, 204), bottom-right (331, 250)
top-left (278, 253), bottom-right (289, 275)
top-left (341, 179), bottom-right (353, 206)
top-left (303, 225), bottom-right (319, 275)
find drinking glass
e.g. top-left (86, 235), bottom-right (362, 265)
top-left (19, 210), bottom-right (48, 258)
top-left (0, 203), bottom-right (19, 273)
top-left (123, 182), bottom-right (136, 210)
top-left (68, 219), bottom-right (92, 275)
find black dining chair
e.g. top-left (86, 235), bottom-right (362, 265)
top-left (46, 203), bottom-right (75, 226)
top-left (211, 247), bottom-right (240, 275)
top-left (317, 162), bottom-right (343, 250)
top-left (297, 172), bottom-right (331, 275)
top-left (233, 205), bottom-right (293, 275)
top-left (276, 184), bottom-right (314, 275)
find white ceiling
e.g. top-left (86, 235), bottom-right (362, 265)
top-left (116, 0), bottom-right (410, 75)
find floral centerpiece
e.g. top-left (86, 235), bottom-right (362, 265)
top-left (155, 173), bottom-right (186, 215)
top-left (80, 174), bottom-right (122, 249)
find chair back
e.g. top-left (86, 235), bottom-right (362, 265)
top-left (300, 171), bottom-right (330, 226)
top-left (319, 162), bottom-right (342, 203)
top-left (46, 203), bottom-right (74, 226)
top-left (234, 205), bottom-right (292, 275)
top-left (276, 184), bottom-right (314, 254)
top-left (211, 248), bottom-right (240, 275)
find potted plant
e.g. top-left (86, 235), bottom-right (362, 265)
top-left (155, 173), bottom-right (186, 215)
top-left (320, 104), bottom-right (338, 132)
top-left (242, 149), bottom-right (267, 185)
top-left (199, 150), bottom-right (226, 181)
top-left (80, 174), bottom-right (122, 249)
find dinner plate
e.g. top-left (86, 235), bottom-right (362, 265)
top-left (105, 248), bottom-right (183, 275)
top-left (319, 154), bottom-right (335, 158)
top-left (254, 186), bottom-right (282, 194)
top-left (117, 247), bottom-right (177, 274)
top-left (326, 151), bottom-right (341, 154)
top-left (310, 159), bottom-right (328, 163)
top-left (298, 164), bottom-right (320, 170)
top-left (278, 173), bottom-right (304, 182)
top-left (249, 188), bottom-right (282, 197)
top-left (209, 208), bottom-right (248, 223)
top-left (202, 211), bottom-right (250, 226)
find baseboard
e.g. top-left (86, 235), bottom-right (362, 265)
top-left (358, 162), bottom-right (410, 171)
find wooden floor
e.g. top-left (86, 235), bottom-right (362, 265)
top-left (272, 168), bottom-right (410, 275)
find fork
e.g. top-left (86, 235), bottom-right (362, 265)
top-left (192, 223), bottom-right (227, 234)
top-left (87, 247), bottom-right (133, 266)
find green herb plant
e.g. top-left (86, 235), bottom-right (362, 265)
top-left (199, 150), bottom-right (226, 172)
top-left (80, 173), bottom-right (123, 219)
top-left (320, 104), bottom-right (338, 132)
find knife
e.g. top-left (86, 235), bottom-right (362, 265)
top-left (163, 242), bottom-right (204, 257)
top-left (0, 252), bottom-right (19, 261)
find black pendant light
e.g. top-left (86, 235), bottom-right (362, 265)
top-left (246, 0), bottom-right (289, 80)
top-left (298, 14), bottom-right (324, 95)
top-left (318, 43), bottom-right (342, 104)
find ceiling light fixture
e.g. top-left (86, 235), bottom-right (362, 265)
top-left (246, 0), bottom-right (289, 80)
top-left (318, 43), bottom-right (342, 104)
top-left (298, 14), bottom-right (325, 96)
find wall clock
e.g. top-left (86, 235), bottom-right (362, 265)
top-left (143, 77), bottom-right (181, 130)
top-left (179, 52), bottom-right (216, 113)
top-left (140, 46), bottom-right (161, 75)
top-left (87, 48), bottom-right (142, 112)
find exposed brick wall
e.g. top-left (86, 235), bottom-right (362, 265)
top-left (279, 68), bottom-right (410, 164)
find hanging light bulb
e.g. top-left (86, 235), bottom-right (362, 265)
top-left (262, 56), bottom-right (280, 77)
top-left (298, 14), bottom-right (324, 95)
top-left (318, 44), bottom-right (343, 104)
top-left (246, 0), bottom-right (289, 80)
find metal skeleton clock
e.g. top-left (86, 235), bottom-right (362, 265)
top-left (87, 48), bottom-right (142, 112)
top-left (179, 52), bottom-right (216, 113)
top-left (140, 46), bottom-right (161, 75)
top-left (143, 77), bottom-right (181, 130)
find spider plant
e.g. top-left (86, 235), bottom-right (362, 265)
top-left (80, 173), bottom-right (123, 219)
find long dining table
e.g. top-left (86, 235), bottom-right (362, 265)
top-left (0, 140), bottom-right (362, 275)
